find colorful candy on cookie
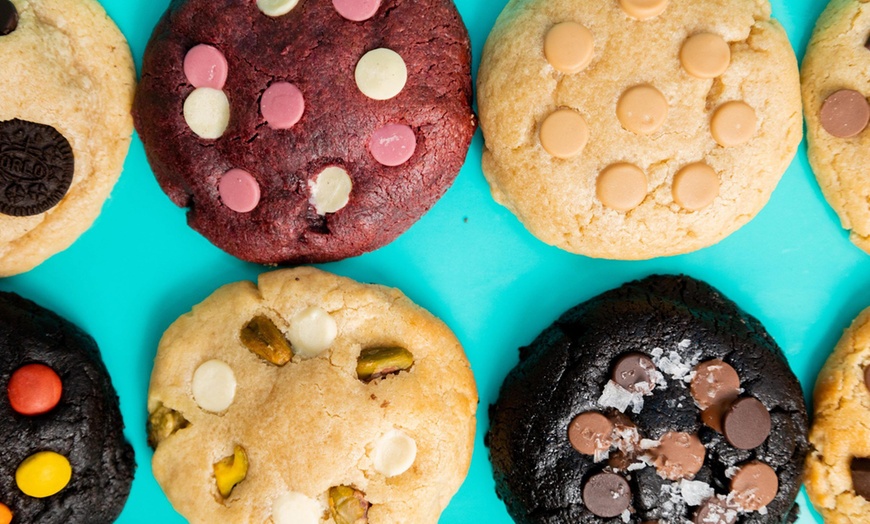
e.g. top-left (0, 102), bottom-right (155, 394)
top-left (0, 0), bottom-right (135, 277)
top-left (147, 267), bottom-right (477, 523)
top-left (133, 0), bottom-right (476, 265)
top-left (0, 292), bottom-right (135, 523)
top-left (477, 0), bottom-right (801, 260)
top-left (487, 275), bottom-right (808, 523)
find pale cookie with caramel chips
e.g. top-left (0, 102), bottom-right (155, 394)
top-left (147, 267), bottom-right (478, 524)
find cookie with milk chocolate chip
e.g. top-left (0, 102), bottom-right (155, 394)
top-left (477, 0), bottom-right (801, 260)
top-left (805, 307), bottom-right (870, 523)
top-left (147, 267), bottom-right (477, 524)
top-left (134, 0), bottom-right (475, 265)
top-left (802, 0), bottom-right (870, 255)
top-left (487, 275), bottom-right (808, 523)
top-left (0, 0), bottom-right (135, 276)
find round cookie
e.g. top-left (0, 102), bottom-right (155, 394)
top-left (134, 0), bottom-right (476, 265)
top-left (477, 0), bottom-right (801, 260)
top-left (0, 0), bottom-right (135, 277)
top-left (146, 267), bottom-right (478, 523)
top-left (0, 292), bottom-right (135, 523)
top-left (802, 0), bottom-right (870, 255)
top-left (805, 307), bottom-right (870, 523)
top-left (487, 275), bottom-right (808, 523)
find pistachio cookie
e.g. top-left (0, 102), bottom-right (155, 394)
top-left (0, 0), bottom-right (135, 277)
top-left (477, 0), bottom-right (801, 260)
top-left (804, 307), bottom-right (870, 523)
top-left (488, 275), bottom-right (808, 523)
top-left (802, 0), bottom-right (870, 255)
top-left (134, 0), bottom-right (475, 265)
top-left (147, 267), bottom-right (478, 523)
top-left (0, 292), bottom-right (135, 523)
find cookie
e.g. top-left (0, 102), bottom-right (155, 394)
top-left (477, 0), bottom-right (801, 260)
top-left (133, 0), bottom-right (476, 265)
top-left (804, 307), bottom-right (870, 523)
top-left (0, 292), bottom-right (135, 523)
top-left (487, 275), bottom-right (808, 523)
top-left (802, 0), bottom-right (870, 255)
top-left (146, 267), bottom-right (477, 523)
top-left (0, 0), bottom-right (135, 277)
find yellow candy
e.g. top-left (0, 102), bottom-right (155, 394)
top-left (15, 451), bottom-right (72, 498)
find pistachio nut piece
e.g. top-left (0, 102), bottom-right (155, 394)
top-left (147, 403), bottom-right (190, 449)
top-left (240, 315), bottom-right (293, 366)
top-left (356, 347), bottom-right (414, 382)
top-left (214, 445), bottom-right (248, 498)
top-left (329, 486), bottom-right (370, 524)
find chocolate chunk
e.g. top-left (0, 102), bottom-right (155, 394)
top-left (730, 460), bottom-right (778, 511)
top-left (568, 412), bottom-right (613, 455)
top-left (851, 457), bottom-right (870, 500)
top-left (820, 89), bottom-right (870, 138)
top-left (613, 353), bottom-right (656, 393)
top-left (694, 497), bottom-right (737, 524)
top-left (722, 397), bottom-right (771, 449)
top-left (0, 0), bottom-right (16, 36)
top-left (651, 431), bottom-right (705, 480)
top-left (864, 365), bottom-right (870, 394)
top-left (582, 472), bottom-right (631, 518)
top-left (866, 34), bottom-right (870, 52)
top-left (0, 119), bottom-right (74, 217)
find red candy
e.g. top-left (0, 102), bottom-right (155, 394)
top-left (7, 364), bottom-right (62, 416)
top-left (333, 0), bottom-right (381, 21)
top-left (219, 169), bottom-right (261, 213)
top-left (369, 124), bottom-right (416, 166)
top-left (261, 82), bottom-right (305, 130)
top-left (184, 44), bottom-right (228, 90)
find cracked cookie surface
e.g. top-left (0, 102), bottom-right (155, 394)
top-left (477, 0), bottom-right (801, 260)
top-left (147, 267), bottom-right (478, 524)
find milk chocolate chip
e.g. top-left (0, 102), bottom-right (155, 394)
top-left (613, 353), bottom-right (657, 393)
top-left (568, 412), bottom-right (614, 455)
top-left (820, 89), bottom-right (870, 138)
top-left (694, 497), bottom-right (737, 524)
top-left (0, 119), bottom-right (74, 217)
top-left (693, 359), bottom-right (741, 433)
top-left (651, 431), bottom-right (705, 480)
top-left (851, 457), bottom-right (870, 500)
top-left (582, 472), bottom-right (631, 518)
top-left (0, 0), bottom-right (17, 36)
top-left (722, 397), bottom-right (771, 449)
top-left (730, 461), bottom-right (778, 511)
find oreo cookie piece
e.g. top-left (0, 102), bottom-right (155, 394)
top-left (134, 0), bottom-right (476, 265)
top-left (487, 275), bottom-right (808, 523)
top-left (0, 292), bottom-right (135, 523)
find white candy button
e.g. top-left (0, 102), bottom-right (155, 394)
top-left (288, 306), bottom-right (337, 358)
top-left (183, 88), bottom-right (230, 139)
top-left (371, 429), bottom-right (417, 477)
top-left (192, 359), bottom-right (237, 412)
top-left (355, 48), bottom-right (408, 101)
top-left (257, 0), bottom-right (300, 17)
top-left (272, 492), bottom-right (322, 524)
top-left (309, 167), bottom-right (352, 215)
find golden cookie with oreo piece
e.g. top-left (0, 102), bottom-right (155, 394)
top-left (147, 267), bottom-right (478, 524)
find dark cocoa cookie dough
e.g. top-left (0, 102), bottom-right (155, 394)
top-left (487, 275), bottom-right (808, 523)
top-left (134, 0), bottom-right (476, 265)
top-left (0, 292), bottom-right (135, 523)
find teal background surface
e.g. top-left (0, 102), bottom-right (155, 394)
top-left (0, 0), bottom-right (854, 522)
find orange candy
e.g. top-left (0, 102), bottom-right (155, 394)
top-left (0, 503), bottom-right (12, 524)
top-left (7, 363), bottom-right (62, 416)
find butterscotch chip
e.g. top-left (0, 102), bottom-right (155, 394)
top-left (711, 102), bottom-right (757, 147)
top-left (673, 163), bottom-right (719, 211)
top-left (680, 33), bottom-right (731, 79)
top-left (597, 164), bottom-right (648, 212)
top-left (544, 22), bottom-right (594, 74)
top-left (730, 461), bottom-right (778, 511)
top-left (618, 0), bottom-right (668, 20)
top-left (617, 85), bottom-right (668, 135)
top-left (540, 108), bottom-right (589, 158)
top-left (819, 89), bottom-right (870, 138)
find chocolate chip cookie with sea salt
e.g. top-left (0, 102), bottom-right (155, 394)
top-left (147, 267), bottom-right (478, 524)
top-left (477, 0), bottom-right (801, 260)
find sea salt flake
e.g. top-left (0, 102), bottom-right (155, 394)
top-left (598, 380), bottom-right (645, 413)
top-left (680, 480), bottom-right (715, 506)
top-left (621, 509), bottom-right (630, 523)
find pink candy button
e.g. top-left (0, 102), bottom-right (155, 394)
top-left (184, 45), bottom-right (228, 89)
top-left (261, 82), bottom-right (305, 130)
top-left (219, 169), bottom-right (261, 213)
top-left (333, 0), bottom-right (381, 22)
top-left (369, 124), bottom-right (417, 166)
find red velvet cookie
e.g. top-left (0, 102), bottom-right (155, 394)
top-left (134, 0), bottom-right (475, 264)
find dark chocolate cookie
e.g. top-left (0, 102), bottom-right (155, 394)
top-left (487, 276), bottom-right (808, 523)
top-left (134, 0), bottom-right (476, 265)
top-left (0, 292), bottom-right (135, 523)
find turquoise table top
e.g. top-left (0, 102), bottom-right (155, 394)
top-left (0, 0), bottom-right (854, 522)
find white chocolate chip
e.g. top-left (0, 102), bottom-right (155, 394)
top-left (272, 492), bottom-right (322, 524)
top-left (309, 167), bottom-right (352, 215)
top-left (288, 306), bottom-right (337, 358)
top-left (256, 0), bottom-right (300, 17)
top-left (191, 359), bottom-right (236, 412)
top-left (355, 48), bottom-right (408, 101)
top-left (183, 88), bottom-right (230, 139)
top-left (371, 429), bottom-right (417, 477)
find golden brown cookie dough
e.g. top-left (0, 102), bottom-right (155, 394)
top-left (0, 0), bottom-right (135, 277)
top-left (478, 0), bottom-right (801, 260)
top-left (147, 267), bottom-right (478, 524)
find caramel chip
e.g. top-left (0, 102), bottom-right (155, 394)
top-left (820, 89), bottom-right (870, 138)
top-left (722, 397), bottom-right (771, 450)
top-left (711, 101), bottom-right (757, 147)
top-left (545, 22), bottom-right (594, 74)
top-left (540, 109), bottom-right (589, 158)
top-left (582, 472), bottom-right (631, 518)
top-left (673, 163), bottom-right (719, 211)
top-left (651, 432), bottom-right (706, 480)
top-left (617, 85), bottom-right (668, 135)
top-left (568, 412), bottom-right (614, 455)
top-left (618, 0), bottom-right (668, 20)
top-left (730, 461), bottom-right (778, 511)
top-left (680, 33), bottom-right (731, 79)
top-left (597, 163), bottom-right (648, 212)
